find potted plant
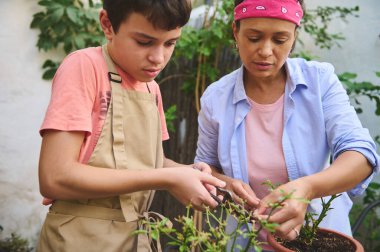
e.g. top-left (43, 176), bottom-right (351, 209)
top-left (267, 194), bottom-right (364, 252)
top-left (136, 187), bottom-right (364, 252)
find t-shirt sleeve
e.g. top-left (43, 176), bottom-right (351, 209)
top-left (40, 51), bottom-right (97, 136)
top-left (154, 83), bottom-right (169, 141)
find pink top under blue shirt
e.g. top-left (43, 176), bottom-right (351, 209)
top-left (195, 58), bottom-right (379, 237)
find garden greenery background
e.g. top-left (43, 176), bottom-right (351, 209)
top-left (0, 0), bottom-right (379, 250)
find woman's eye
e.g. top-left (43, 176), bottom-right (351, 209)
top-left (248, 38), bottom-right (260, 43)
top-left (273, 38), bottom-right (288, 44)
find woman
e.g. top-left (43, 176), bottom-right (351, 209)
top-left (195, 0), bottom-right (379, 250)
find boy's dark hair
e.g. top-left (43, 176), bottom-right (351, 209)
top-left (103, 0), bottom-right (192, 33)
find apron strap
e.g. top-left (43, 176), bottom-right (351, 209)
top-left (102, 44), bottom-right (139, 221)
top-left (101, 44), bottom-right (164, 251)
top-left (102, 44), bottom-right (122, 84)
top-left (101, 44), bottom-right (129, 170)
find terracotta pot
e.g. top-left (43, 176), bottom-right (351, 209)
top-left (267, 228), bottom-right (364, 252)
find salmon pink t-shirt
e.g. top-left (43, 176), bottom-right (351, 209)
top-left (40, 47), bottom-right (169, 164)
top-left (245, 94), bottom-right (289, 250)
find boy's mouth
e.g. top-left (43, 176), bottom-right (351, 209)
top-left (143, 68), bottom-right (161, 78)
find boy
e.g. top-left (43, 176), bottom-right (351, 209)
top-left (37, 1), bottom-right (225, 251)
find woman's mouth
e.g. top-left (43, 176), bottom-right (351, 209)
top-left (254, 62), bottom-right (272, 71)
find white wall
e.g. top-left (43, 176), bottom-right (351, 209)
top-left (0, 0), bottom-right (52, 247)
top-left (0, 0), bottom-right (379, 248)
top-left (298, 0), bottom-right (380, 145)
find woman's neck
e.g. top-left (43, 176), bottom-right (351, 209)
top-left (243, 67), bottom-right (287, 104)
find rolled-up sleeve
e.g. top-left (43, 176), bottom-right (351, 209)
top-left (195, 92), bottom-right (221, 169)
top-left (321, 63), bottom-right (380, 196)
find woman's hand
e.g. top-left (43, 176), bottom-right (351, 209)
top-left (225, 178), bottom-right (260, 210)
top-left (255, 178), bottom-right (312, 240)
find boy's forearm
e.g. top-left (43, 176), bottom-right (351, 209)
top-left (163, 156), bottom-right (192, 168)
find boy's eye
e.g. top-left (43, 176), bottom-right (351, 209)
top-left (165, 41), bottom-right (177, 47)
top-left (137, 40), bottom-right (152, 46)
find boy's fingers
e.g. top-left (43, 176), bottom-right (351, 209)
top-left (202, 174), bottom-right (226, 188)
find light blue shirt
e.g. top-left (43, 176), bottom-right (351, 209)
top-left (195, 58), bottom-right (379, 236)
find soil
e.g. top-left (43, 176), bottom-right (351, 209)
top-left (281, 230), bottom-right (356, 252)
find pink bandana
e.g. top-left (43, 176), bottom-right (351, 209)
top-left (234, 0), bottom-right (303, 26)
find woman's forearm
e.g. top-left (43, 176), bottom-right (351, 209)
top-left (302, 151), bottom-right (373, 199)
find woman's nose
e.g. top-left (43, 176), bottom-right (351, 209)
top-left (258, 41), bottom-right (273, 57)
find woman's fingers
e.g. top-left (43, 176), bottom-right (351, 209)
top-left (230, 180), bottom-right (260, 208)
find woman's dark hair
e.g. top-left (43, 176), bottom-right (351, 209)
top-left (234, 0), bottom-right (305, 30)
top-left (103, 0), bottom-right (192, 33)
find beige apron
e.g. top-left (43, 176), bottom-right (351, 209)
top-left (38, 45), bottom-right (164, 252)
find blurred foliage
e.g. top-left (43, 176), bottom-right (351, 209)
top-left (164, 105), bottom-right (177, 133)
top-left (339, 72), bottom-right (380, 115)
top-left (301, 5), bottom-right (359, 49)
top-left (349, 182), bottom-right (380, 252)
top-left (0, 227), bottom-right (33, 252)
top-left (30, 0), bottom-right (105, 80)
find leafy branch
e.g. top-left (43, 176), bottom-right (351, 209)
top-left (301, 5), bottom-right (359, 49)
top-left (135, 181), bottom-right (310, 252)
top-left (30, 0), bottom-right (104, 79)
top-left (299, 194), bottom-right (341, 245)
top-left (339, 72), bottom-right (380, 116)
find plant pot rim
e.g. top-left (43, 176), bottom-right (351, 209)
top-left (267, 227), bottom-right (364, 252)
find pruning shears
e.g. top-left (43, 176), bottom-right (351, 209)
top-left (210, 186), bottom-right (234, 205)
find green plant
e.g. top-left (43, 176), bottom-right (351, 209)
top-left (350, 182), bottom-right (380, 251)
top-left (30, 0), bottom-right (104, 79)
top-left (0, 228), bottom-right (33, 252)
top-left (339, 72), bottom-right (380, 145)
top-left (170, 0), bottom-right (236, 112)
top-left (298, 194), bottom-right (341, 245)
top-left (301, 5), bottom-right (359, 49)
top-left (136, 197), bottom-right (287, 252)
top-left (164, 105), bottom-right (177, 133)
top-left (135, 181), bottom-right (327, 252)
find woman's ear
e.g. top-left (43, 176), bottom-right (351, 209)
top-left (290, 29), bottom-right (299, 54)
top-left (232, 21), bottom-right (240, 49)
top-left (99, 9), bottom-right (114, 41)
top-left (232, 21), bottom-right (238, 41)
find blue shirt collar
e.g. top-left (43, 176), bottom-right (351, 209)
top-left (285, 58), bottom-right (308, 92)
top-left (233, 59), bottom-right (308, 104)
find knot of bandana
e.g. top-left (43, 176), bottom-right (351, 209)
top-left (234, 0), bottom-right (303, 26)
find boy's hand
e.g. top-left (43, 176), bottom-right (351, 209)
top-left (166, 167), bottom-right (226, 211)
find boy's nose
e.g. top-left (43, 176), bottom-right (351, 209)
top-left (148, 47), bottom-right (165, 65)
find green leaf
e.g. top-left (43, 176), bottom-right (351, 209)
top-left (339, 72), bottom-right (357, 81)
top-left (30, 12), bottom-right (45, 28)
top-left (66, 6), bottom-right (82, 24)
top-left (49, 7), bottom-right (65, 24)
top-left (42, 68), bottom-right (57, 80)
top-left (38, 0), bottom-right (52, 7)
top-left (42, 59), bottom-right (56, 68)
top-left (74, 34), bottom-right (86, 49)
